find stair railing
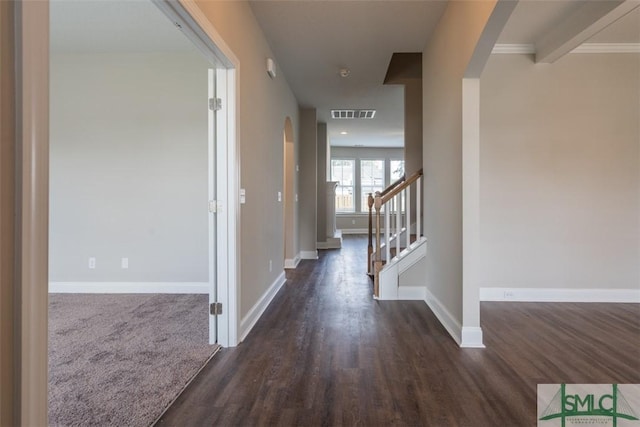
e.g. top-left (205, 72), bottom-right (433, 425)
top-left (367, 174), bottom-right (405, 275)
top-left (368, 169), bottom-right (423, 298)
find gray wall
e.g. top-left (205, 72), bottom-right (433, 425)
top-left (50, 52), bottom-right (210, 283)
top-left (195, 0), bottom-right (301, 318)
top-left (317, 123), bottom-right (328, 243)
top-left (299, 108), bottom-right (318, 254)
top-left (284, 119), bottom-right (297, 262)
top-left (422, 1), bottom-right (498, 324)
top-left (404, 81), bottom-right (423, 176)
top-left (479, 53), bottom-right (640, 290)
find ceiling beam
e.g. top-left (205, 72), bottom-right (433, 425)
top-left (535, 0), bottom-right (640, 63)
top-left (465, 0), bottom-right (518, 78)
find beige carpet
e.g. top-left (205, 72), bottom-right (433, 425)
top-left (48, 294), bottom-right (218, 427)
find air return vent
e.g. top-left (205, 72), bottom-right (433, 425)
top-left (331, 109), bottom-right (376, 119)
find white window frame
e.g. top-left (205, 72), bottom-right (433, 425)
top-left (331, 158), bottom-right (356, 213)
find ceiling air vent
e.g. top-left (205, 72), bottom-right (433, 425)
top-left (331, 109), bottom-right (376, 119)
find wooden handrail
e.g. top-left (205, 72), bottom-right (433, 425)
top-left (379, 174), bottom-right (405, 197)
top-left (380, 169), bottom-right (422, 204)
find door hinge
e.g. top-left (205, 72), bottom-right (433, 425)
top-left (209, 97), bottom-right (222, 111)
top-left (210, 302), bottom-right (223, 315)
top-left (209, 200), bottom-right (222, 213)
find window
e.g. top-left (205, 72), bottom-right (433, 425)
top-left (331, 159), bottom-right (355, 212)
top-left (390, 160), bottom-right (406, 212)
top-left (390, 160), bottom-right (405, 182)
top-left (360, 159), bottom-right (384, 212)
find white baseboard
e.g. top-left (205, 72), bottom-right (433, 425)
top-left (284, 254), bottom-right (301, 269)
top-left (300, 250), bottom-right (318, 260)
top-left (239, 271), bottom-right (286, 342)
top-left (48, 282), bottom-right (209, 294)
top-left (316, 239), bottom-right (342, 250)
top-left (480, 287), bottom-right (640, 303)
top-left (424, 288), bottom-right (462, 346)
top-left (461, 326), bottom-right (485, 348)
top-left (398, 286), bottom-right (426, 300)
top-left (340, 228), bottom-right (368, 235)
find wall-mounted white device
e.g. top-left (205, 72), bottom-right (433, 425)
top-left (266, 58), bottom-right (276, 79)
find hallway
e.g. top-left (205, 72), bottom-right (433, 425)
top-left (157, 236), bottom-right (639, 426)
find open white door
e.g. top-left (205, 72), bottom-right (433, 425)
top-left (207, 68), bottom-right (217, 344)
top-left (154, 0), bottom-right (238, 348)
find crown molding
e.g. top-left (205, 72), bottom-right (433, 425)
top-left (492, 43), bottom-right (640, 55)
top-left (571, 43), bottom-right (640, 53)
top-left (491, 44), bottom-right (535, 54)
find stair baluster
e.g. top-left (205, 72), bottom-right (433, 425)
top-left (369, 168), bottom-right (423, 298)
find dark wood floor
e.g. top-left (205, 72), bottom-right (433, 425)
top-left (157, 235), bottom-right (640, 426)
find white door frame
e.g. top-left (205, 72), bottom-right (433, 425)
top-left (154, 0), bottom-right (240, 347)
top-left (14, 0), bottom-right (240, 422)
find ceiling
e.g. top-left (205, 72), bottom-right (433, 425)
top-left (250, 0), bottom-right (639, 148)
top-left (51, 0), bottom-right (639, 148)
top-left (249, 0), bottom-right (448, 148)
top-left (50, 0), bottom-right (197, 54)
top-left (498, 0), bottom-right (640, 44)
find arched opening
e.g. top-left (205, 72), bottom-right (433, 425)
top-left (283, 117), bottom-right (296, 268)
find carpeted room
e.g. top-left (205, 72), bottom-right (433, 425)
top-left (48, 1), bottom-right (218, 424)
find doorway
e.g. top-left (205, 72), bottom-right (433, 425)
top-left (283, 117), bottom-right (297, 268)
top-left (13, 0), bottom-right (240, 424)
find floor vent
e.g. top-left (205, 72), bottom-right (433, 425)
top-left (331, 109), bottom-right (376, 119)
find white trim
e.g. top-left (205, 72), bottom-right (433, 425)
top-left (300, 250), bottom-right (319, 260)
top-left (341, 228), bottom-right (396, 235)
top-left (424, 288), bottom-right (462, 346)
top-left (398, 286), bottom-right (426, 300)
top-left (492, 43), bottom-right (535, 54)
top-left (156, 0), bottom-right (241, 347)
top-left (492, 43), bottom-right (640, 55)
top-left (48, 282), bottom-right (209, 294)
top-left (316, 241), bottom-right (341, 249)
top-left (460, 327), bottom-right (485, 348)
top-left (239, 271), bottom-right (286, 342)
top-left (340, 228), bottom-right (369, 235)
top-left (284, 254), bottom-right (301, 269)
top-left (479, 287), bottom-right (640, 303)
top-left (571, 43), bottom-right (640, 54)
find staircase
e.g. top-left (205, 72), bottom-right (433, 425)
top-left (367, 169), bottom-right (427, 300)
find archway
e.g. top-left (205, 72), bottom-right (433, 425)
top-left (283, 117), bottom-right (297, 268)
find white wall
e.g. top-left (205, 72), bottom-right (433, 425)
top-left (195, 1), bottom-right (301, 318)
top-left (50, 52), bottom-right (210, 284)
top-left (479, 53), bottom-right (640, 291)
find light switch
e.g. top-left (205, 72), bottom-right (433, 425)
top-left (277, 191), bottom-right (282, 202)
top-left (240, 188), bottom-right (246, 204)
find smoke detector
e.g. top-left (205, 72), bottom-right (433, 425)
top-left (339, 68), bottom-right (351, 78)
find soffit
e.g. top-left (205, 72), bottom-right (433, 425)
top-left (498, 0), bottom-right (640, 44)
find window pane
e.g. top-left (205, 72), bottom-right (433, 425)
top-left (390, 160), bottom-right (405, 182)
top-left (360, 160), bottom-right (384, 212)
top-left (331, 159), bottom-right (355, 212)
